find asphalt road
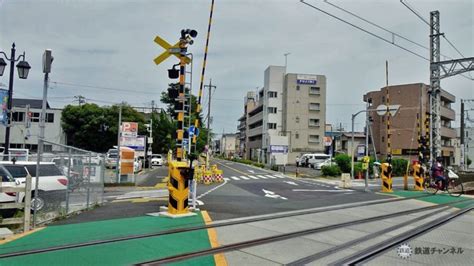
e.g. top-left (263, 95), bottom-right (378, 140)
top-left (51, 159), bottom-right (395, 224)
top-left (196, 159), bottom-right (391, 220)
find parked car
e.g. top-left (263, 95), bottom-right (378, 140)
top-left (0, 165), bottom-right (20, 218)
top-left (0, 162), bottom-right (68, 212)
top-left (150, 154), bottom-right (164, 167)
top-left (105, 149), bottom-right (118, 169)
top-left (298, 153), bottom-right (331, 168)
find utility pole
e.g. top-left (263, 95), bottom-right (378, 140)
top-left (428, 11), bottom-right (474, 165)
top-left (33, 49), bottom-right (53, 228)
top-left (74, 95), bottom-right (86, 106)
top-left (116, 102), bottom-right (122, 183)
top-left (204, 79), bottom-right (216, 167)
top-left (461, 99), bottom-right (465, 170)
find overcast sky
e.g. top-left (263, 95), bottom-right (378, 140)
top-left (1, 0), bottom-right (473, 135)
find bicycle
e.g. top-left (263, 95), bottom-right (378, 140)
top-left (424, 167), bottom-right (464, 197)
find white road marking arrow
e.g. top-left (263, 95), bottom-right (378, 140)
top-left (247, 169), bottom-right (255, 173)
top-left (262, 189), bottom-right (287, 200)
top-left (284, 181), bottom-right (298, 186)
top-left (195, 200), bottom-right (204, 206)
top-left (292, 189), bottom-right (354, 192)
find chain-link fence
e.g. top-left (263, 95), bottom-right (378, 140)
top-left (27, 141), bottom-right (105, 224)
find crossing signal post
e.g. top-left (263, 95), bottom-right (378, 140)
top-left (154, 30), bottom-right (198, 217)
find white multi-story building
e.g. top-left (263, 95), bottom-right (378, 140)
top-left (0, 98), bottom-right (66, 152)
top-left (239, 66), bottom-right (327, 165)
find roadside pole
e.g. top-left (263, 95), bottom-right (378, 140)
top-left (116, 103), bottom-right (122, 183)
top-left (33, 49), bottom-right (53, 228)
top-left (364, 102), bottom-right (369, 191)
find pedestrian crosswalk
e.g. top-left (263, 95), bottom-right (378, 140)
top-left (223, 174), bottom-right (287, 182)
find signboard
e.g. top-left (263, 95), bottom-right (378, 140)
top-left (324, 136), bottom-right (332, 147)
top-left (188, 126), bottom-right (200, 137)
top-left (120, 136), bottom-right (145, 151)
top-left (0, 89), bottom-right (8, 126)
top-left (120, 148), bottom-right (135, 175)
top-left (357, 144), bottom-right (365, 160)
top-left (391, 149), bottom-right (402, 155)
top-left (121, 122), bottom-right (138, 137)
top-left (296, 74), bottom-right (317, 85)
top-left (270, 145), bottom-right (288, 154)
top-left (154, 35), bottom-right (191, 65)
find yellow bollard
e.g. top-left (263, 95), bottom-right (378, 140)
top-left (203, 170), bottom-right (212, 185)
top-left (167, 160), bottom-right (191, 215)
top-left (381, 162), bottom-right (393, 192)
top-left (215, 169), bottom-right (224, 182)
top-left (412, 161), bottom-right (424, 191)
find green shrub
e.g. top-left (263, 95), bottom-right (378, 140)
top-left (321, 165), bottom-right (341, 177)
top-left (334, 154), bottom-right (351, 173)
top-left (271, 165), bottom-right (279, 171)
top-left (390, 158), bottom-right (408, 176)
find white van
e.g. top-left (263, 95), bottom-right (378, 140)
top-left (299, 153), bottom-right (331, 168)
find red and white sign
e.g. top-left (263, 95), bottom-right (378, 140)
top-left (121, 122), bottom-right (138, 137)
top-left (324, 136), bottom-right (332, 147)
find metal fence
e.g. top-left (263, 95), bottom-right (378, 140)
top-left (28, 141), bottom-right (105, 225)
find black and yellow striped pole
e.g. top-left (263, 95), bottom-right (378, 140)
top-left (193, 0), bottom-right (215, 151)
top-left (382, 60), bottom-right (393, 192)
top-left (166, 29), bottom-right (197, 216)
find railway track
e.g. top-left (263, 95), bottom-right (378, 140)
top-left (134, 198), bottom-right (473, 265)
top-left (0, 193), bottom-right (438, 259)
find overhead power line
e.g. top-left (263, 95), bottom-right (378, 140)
top-left (300, 0), bottom-right (429, 61)
top-left (324, 0), bottom-right (428, 51)
top-left (51, 81), bottom-right (161, 95)
top-left (399, 0), bottom-right (473, 80)
top-left (399, 0), bottom-right (430, 26)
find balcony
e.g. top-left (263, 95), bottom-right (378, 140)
top-left (248, 125), bottom-right (263, 138)
top-left (248, 111), bottom-right (263, 125)
top-left (440, 106), bottom-right (455, 121)
top-left (440, 89), bottom-right (455, 103)
top-left (440, 126), bottom-right (456, 139)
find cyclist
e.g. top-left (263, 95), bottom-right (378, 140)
top-left (431, 156), bottom-right (446, 189)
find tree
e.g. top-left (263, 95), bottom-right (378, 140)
top-left (61, 103), bottom-right (146, 152)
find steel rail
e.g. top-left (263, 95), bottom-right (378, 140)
top-left (0, 193), bottom-right (445, 259)
top-left (286, 205), bottom-right (453, 265)
top-left (333, 205), bottom-right (474, 265)
top-left (134, 199), bottom-right (473, 265)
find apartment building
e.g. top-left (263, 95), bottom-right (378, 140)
top-left (363, 83), bottom-right (456, 163)
top-left (238, 66), bottom-right (327, 164)
top-left (237, 92), bottom-right (257, 159)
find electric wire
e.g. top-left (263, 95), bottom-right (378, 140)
top-left (299, 0), bottom-right (429, 61)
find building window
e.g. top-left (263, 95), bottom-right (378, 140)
top-left (268, 91), bottom-right (277, 98)
top-left (309, 103), bottom-right (320, 111)
top-left (296, 85), bottom-right (300, 91)
top-left (31, 112), bottom-right (40, 122)
top-left (46, 113), bottom-right (54, 123)
top-left (267, 107), bottom-right (277, 114)
top-left (382, 136), bottom-right (385, 143)
top-left (309, 119), bottom-right (320, 127)
top-left (295, 116), bottom-right (300, 123)
top-left (309, 135), bottom-right (320, 143)
top-left (12, 112), bottom-right (25, 122)
top-left (267, 123), bottom-right (277, 129)
top-left (309, 87), bottom-right (320, 95)
top-left (295, 132), bottom-right (299, 139)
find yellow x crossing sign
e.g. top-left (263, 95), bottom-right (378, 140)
top-left (153, 35), bottom-right (191, 65)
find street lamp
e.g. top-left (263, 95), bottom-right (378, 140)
top-left (16, 60), bottom-right (31, 79)
top-left (0, 43), bottom-right (31, 159)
